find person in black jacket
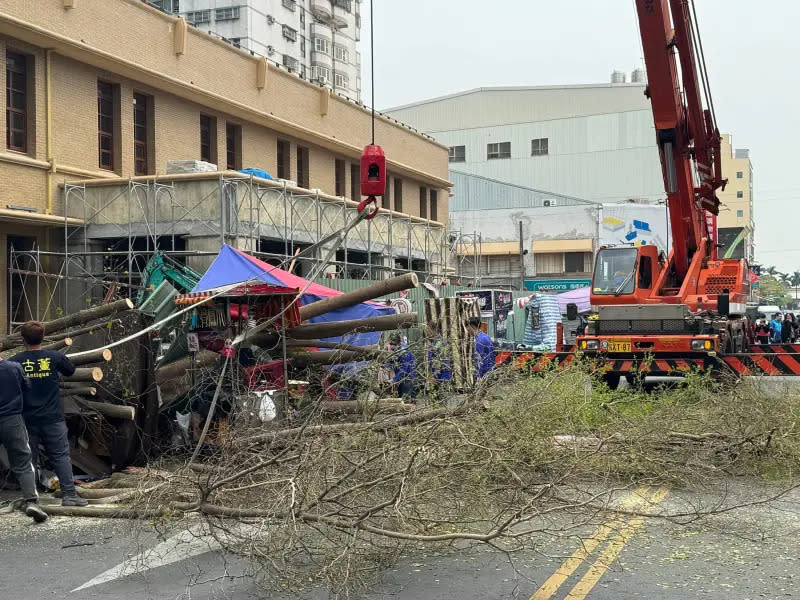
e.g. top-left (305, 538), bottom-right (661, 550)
top-left (0, 343), bottom-right (48, 522)
top-left (10, 321), bottom-right (87, 507)
top-left (782, 313), bottom-right (796, 343)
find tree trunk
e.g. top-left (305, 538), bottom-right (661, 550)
top-left (285, 340), bottom-right (380, 353)
top-left (63, 367), bottom-right (104, 382)
top-left (320, 400), bottom-right (413, 414)
top-left (155, 350), bottom-right (220, 386)
top-left (82, 400), bottom-right (135, 421)
top-left (291, 349), bottom-right (378, 365)
top-left (282, 313), bottom-right (417, 341)
top-left (60, 386), bottom-right (96, 396)
top-left (0, 299), bottom-right (134, 350)
top-left (45, 319), bottom-right (121, 342)
top-left (67, 348), bottom-right (113, 366)
top-left (43, 338), bottom-right (72, 352)
top-left (298, 273), bottom-right (418, 321)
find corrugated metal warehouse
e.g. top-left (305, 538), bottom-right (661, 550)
top-left (385, 82), bottom-right (664, 205)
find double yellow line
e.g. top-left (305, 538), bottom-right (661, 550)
top-left (531, 485), bottom-right (669, 600)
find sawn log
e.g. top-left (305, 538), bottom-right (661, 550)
top-left (298, 273), bottom-right (418, 321)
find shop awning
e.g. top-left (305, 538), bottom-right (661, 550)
top-left (531, 238), bottom-right (594, 253)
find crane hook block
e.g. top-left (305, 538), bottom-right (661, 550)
top-left (360, 144), bottom-right (386, 197)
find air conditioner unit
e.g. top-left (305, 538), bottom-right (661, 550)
top-left (267, 45), bottom-right (275, 56)
top-left (542, 199), bottom-right (557, 207)
top-left (266, 15), bottom-right (275, 24)
top-left (315, 75), bottom-right (329, 85)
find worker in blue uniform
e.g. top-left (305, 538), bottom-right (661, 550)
top-left (468, 317), bottom-right (495, 380)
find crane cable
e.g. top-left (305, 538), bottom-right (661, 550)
top-left (369, 0), bottom-right (375, 145)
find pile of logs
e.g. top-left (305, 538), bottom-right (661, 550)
top-left (2, 299), bottom-right (139, 477)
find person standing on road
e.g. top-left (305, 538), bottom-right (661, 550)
top-left (468, 317), bottom-right (495, 381)
top-left (782, 313), bottom-right (795, 343)
top-left (10, 321), bottom-right (87, 507)
top-left (755, 316), bottom-right (770, 345)
top-left (0, 344), bottom-right (48, 522)
top-left (769, 313), bottom-right (783, 344)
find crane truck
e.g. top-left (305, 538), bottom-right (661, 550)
top-left (500, 0), bottom-right (800, 382)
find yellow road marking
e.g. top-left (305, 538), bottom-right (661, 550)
top-left (564, 487), bottom-right (670, 600)
top-left (530, 486), bottom-right (652, 600)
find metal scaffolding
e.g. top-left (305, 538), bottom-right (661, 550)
top-left (8, 174), bottom-right (449, 327)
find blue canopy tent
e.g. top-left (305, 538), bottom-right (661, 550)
top-left (193, 244), bottom-right (395, 346)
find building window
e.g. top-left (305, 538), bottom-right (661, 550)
top-left (225, 122), bottom-right (242, 170)
top-left (97, 81), bottom-right (117, 171)
top-left (214, 6), bottom-right (240, 21)
top-left (487, 141), bottom-right (511, 160)
top-left (448, 145), bottom-right (465, 163)
top-left (393, 178), bottom-right (403, 212)
top-left (335, 159), bottom-right (346, 196)
top-left (200, 115), bottom-right (217, 164)
top-left (536, 253), bottom-right (562, 274)
top-left (334, 45), bottom-right (349, 62)
top-left (430, 189), bottom-right (438, 222)
top-left (334, 73), bottom-right (348, 89)
top-left (564, 252), bottom-right (587, 273)
top-left (736, 191), bottom-right (743, 198)
top-left (277, 139), bottom-right (290, 179)
top-left (312, 65), bottom-right (330, 83)
top-left (313, 37), bottom-right (330, 54)
top-left (185, 9), bottom-right (210, 24)
top-left (282, 54), bottom-right (299, 71)
top-left (736, 171), bottom-right (743, 178)
top-left (334, 0), bottom-right (352, 11)
top-left (282, 0), bottom-right (296, 10)
top-left (133, 93), bottom-right (152, 176)
top-left (737, 209), bottom-right (744, 217)
top-left (296, 146), bottom-right (309, 188)
top-left (419, 186), bottom-right (428, 219)
top-left (300, 9), bottom-right (305, 26)
top-left (531, 137), bottom-right (549, 156)
top-left (6, 52), bottom-right (28, 153)
top-left (282, 25), bottom-right (297, 42)
top-left (300, 38), bottom-right (306, 57)
top-left (350, 164), bottom-right (360, 202)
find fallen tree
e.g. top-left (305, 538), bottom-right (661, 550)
top-left (56, 361), bottom-right (800, 598)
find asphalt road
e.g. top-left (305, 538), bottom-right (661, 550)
top-left (0, 480), bottom-right (798, 600)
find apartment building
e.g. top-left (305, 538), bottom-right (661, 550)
top-left (147, 0), bottom-right (362, 100)
top-left (716, 134), bottom-right (754, 261)
top-left (0, 0), bottom-right (448, 330)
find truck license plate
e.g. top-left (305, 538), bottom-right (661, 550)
top-left (608, 340), bottom-right (632, 353)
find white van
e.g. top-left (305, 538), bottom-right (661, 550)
top-left (758, 305), bottom-right (781, 317)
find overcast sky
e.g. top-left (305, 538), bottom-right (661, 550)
top-left (360, 1), bottom-right (800, 273)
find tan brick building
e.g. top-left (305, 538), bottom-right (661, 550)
top-left (0, 0), bottom-right (449, 330)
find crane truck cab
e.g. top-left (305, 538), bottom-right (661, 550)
top-left (576, 243), bottom-right (749, 387)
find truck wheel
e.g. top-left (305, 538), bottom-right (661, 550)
top-left (603, 373), bottom-right (621, 390)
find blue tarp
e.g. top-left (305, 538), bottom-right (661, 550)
top-left (193, 244), bottom-right (394, 346)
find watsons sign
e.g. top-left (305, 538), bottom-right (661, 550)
top-left (525, 279), bottom-right (590, 292)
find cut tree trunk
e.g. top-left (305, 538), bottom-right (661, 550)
top-left (285, 340), bottom-right (380, 353)
top-left (60, 386), bottom-right (96, 396)
top-left (45, 319), bottom-right (121, 342)
top-left (67, 348), bottom-right (113, 366)
top-left (286, 313), bottom-right (417, 341)
top-left (155, 350), bottom-right (220, 386)
top-left (0, 299), bottom-right (134, 351)
top-left (63, 367), bottom-right (103, 383)
top-left (291, 349), bottom-right (385, 365)
top-left (43, 338), bottom-right (72, 352)
top-left (298, 273), bottom-right (418, 321)
top-left (81, 400), bottom-right (135, 421)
